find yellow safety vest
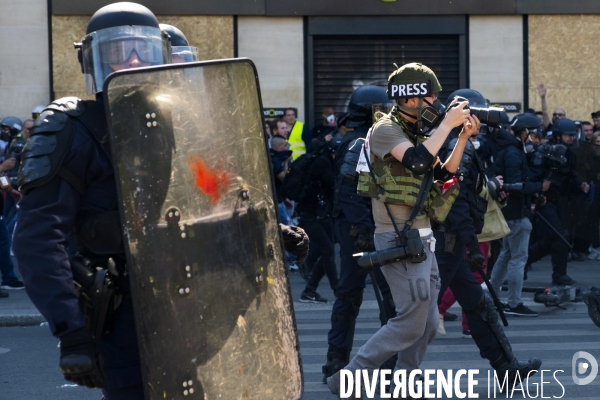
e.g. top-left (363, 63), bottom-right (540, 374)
top-left (288, 121), bottom-right (306, 160)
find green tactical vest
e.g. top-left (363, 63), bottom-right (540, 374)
top-left (356, 117), bottom-right (458, 224)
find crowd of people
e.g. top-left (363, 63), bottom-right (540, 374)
top-left (0, 113), bottom-right (35, 298)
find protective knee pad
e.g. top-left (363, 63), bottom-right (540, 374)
top-left (476, 292), bottom-right (515, 361)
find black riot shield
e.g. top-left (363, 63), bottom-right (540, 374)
top-left (559, 141), bottom-right (600, 244)
top-left (102, 59), bottom-right (302, 400)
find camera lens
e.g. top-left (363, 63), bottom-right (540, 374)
top-left (469, 107), bottom-right (504, 128)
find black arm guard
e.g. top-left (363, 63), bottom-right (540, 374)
top-left (401, 143), bottom-right (435, 175)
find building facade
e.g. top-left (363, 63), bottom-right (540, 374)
top-left (1, 0), bottom-right (600, 126)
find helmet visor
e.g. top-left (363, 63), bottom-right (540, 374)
top-left (82, 25), bottom-right (170, 94)
top-left (171, 46), bottom-right (199, 63)
top-left (102, 37), bottom-right (164, 63)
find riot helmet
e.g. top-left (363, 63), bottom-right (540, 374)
top-left (387, 62), bottom-right (443, 135)
top-left (553, 118), bottom-right (578, 146)
top-left (446, 88), bottom-right (486, 108)
top-left (75, 2), bottom-right (171, 94)
top-left (510, 113), bottom-right (542, 136)
top-left (553, 118), bottom-right (578, 135)
top-left (344, 85), bottom-right (392, 128)
top-left (159, 24), bottom-right (199, 63)
top-left (0, 117), bottom-right (23, 137)
top-left (32, 105), bottom-right (45, 120)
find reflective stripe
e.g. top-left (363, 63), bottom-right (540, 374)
top-left (288, 121), bottom-right (306, 160)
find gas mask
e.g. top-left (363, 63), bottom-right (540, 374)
top-left (325, 114), bottom-right (336, 126)
top-left (397, 98), bottom-right (443, 135)
top-left (0, 130), bottom-right (10, 143)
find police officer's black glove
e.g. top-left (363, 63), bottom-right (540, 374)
top-left (280, 223), bottom-right (309, 265)
top-left (59, 328), bottom-right (105, 388)
top-left (467, 243), bottom-right (486, 272)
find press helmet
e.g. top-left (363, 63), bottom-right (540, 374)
top-left (388, 62), bottom-right (443, 135)
top-left (344, 85), bottom-right (392, 128)
top-left (0, 117), bottom-right (23, 136)
top-left (388, 62), bottom-right (442, 97)
top-left (159, 24), bottom-right (199, 63)
top-left (76, 2), bottom-right (171, 94)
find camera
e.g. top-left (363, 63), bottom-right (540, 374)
top-left (538, 143), bottom-right (567, 169)
top-left (502, 183), bottom-right (524, 193)
top-left (447, 96), bottom-right (504, 128)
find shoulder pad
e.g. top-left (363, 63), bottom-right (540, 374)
top-left (45, 97), bottom-right (86, 117)
top-left (29, 110), bottom-right (67, 135)
top-left (18, 110), bottom-right (76, 193)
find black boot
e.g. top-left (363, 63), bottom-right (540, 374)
top-left (490, 355), bottom-right (542, 391)
top-left (322, 352), bottom-right (348, 383)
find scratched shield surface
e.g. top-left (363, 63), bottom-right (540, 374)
top-left (103, 59), bottom-right (302, 400)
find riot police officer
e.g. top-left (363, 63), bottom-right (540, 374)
top-left (528, 118), bottom-right (590, 285)
top-left (159, 23), bottom-right (199, 63)
top-left (322, 86), bottom-right (397, 382)
top-left (13, 3), bottom-right (171, 398)
top-left (436, 89), bottom-right (542, 379)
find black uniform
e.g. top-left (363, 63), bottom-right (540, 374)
top-left (528, 142), bottom-right (582, 284)
top-left (435, 131), bottom-right (512, 365)
top-left (297, 149), bottom-right (339, 296)
top-left (323, 125), bottom-right (396, 379)
top-left (14, 99), bottom-right (143, 399)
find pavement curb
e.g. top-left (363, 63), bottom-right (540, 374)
top-left (0, 314), bottom-right (45, 327)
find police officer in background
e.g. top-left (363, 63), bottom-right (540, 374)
top-left (322, 86), bottom-right (397, 382)
top-left (436, 89), bottom-right (542, 377)
top-left (159, 23), bottom-right (199, 63)
top-left (490, 113), bottom-right (546, 316)
top-left (527, 118), bottom-right (590, 285)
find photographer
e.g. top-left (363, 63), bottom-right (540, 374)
top-left (327, 62), bottom-right (495, 397)
top-left (527, 119), bottom-right (590, 286)
top-left (489, 113), bottom-right (547, 316)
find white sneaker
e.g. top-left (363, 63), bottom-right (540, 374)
top-left (288, 262), bottom-right (299, 271)
top-left (437, 314), bottom-right (446, 336)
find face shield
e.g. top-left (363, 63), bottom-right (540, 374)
top-left (171, 46), bottom-right (199, 64)
top-left (80, 25), bottom-right (171, 94)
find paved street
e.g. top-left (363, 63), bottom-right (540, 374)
top-left (1, 256), bottom-right (599, 399)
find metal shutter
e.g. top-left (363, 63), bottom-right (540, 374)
top-left (312, 35), bottom-right (460, 124)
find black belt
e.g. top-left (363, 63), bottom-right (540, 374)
top-left (431, 221), bottom-right (446, 232)
top-left (341, 176), bottom-right (357, 187)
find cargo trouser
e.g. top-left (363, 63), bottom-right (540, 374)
top-left (345, 231), bottom-right (440, 373)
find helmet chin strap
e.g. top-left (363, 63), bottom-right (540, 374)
top-left (396, 97), bottom-right (436, 134)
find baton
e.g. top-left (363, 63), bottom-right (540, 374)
top-left (369, 270), bottom-right (389, 326)
top-left (534, 211), bottom-right (573, 250)
top-left (477, 269), bottom-right (509, 327)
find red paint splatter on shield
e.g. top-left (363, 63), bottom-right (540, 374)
top-left (188, 157), bottom-right (230, 205)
